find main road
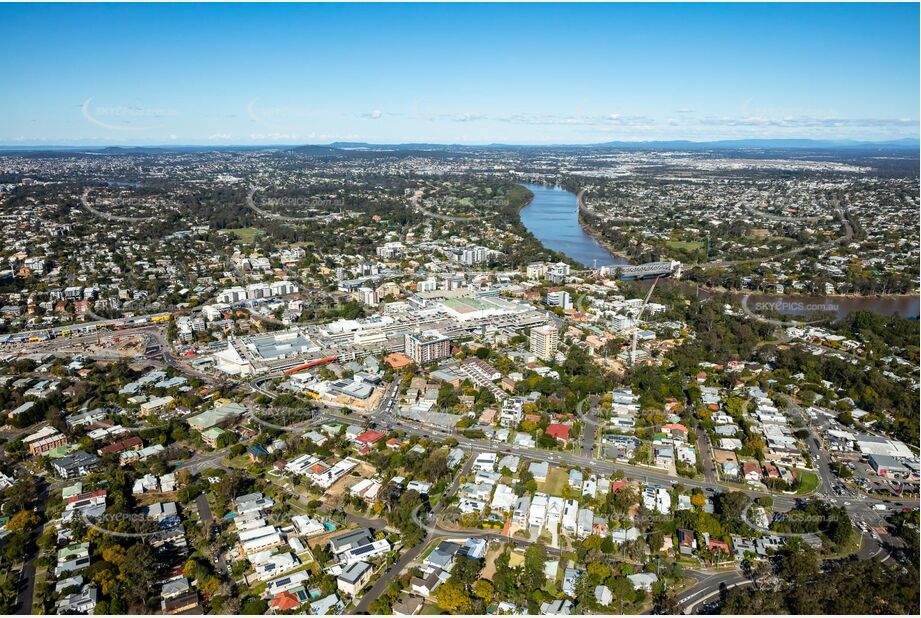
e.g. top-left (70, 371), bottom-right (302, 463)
top-left (245, 378), bottom-right (909, 616)
top-left (677, 569), bottom-right (751, 614)
top-left (253, 374), bottom-right (908, 518)
top-left (18, 315), bottom-right (908, 614)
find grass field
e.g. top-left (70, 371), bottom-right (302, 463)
top-left (538, 467), bottom-right (568, 497)
top-left (226, 453), bottom-right (250, 468)
top-left (421, 603), bottom-right (444, 615)
top-left (224, 227), bottom-right (261, 243)
top-left (795, 469), bottom-right (820, 494)
top-left (665, 240), bottom-right (705, 251)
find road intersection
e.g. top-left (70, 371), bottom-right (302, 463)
top-left (8, 324), bottom-right (914, 615)
top-left (246, 370), bottom-right (911, 614)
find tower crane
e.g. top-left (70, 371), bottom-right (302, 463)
top-left (630, 275), bottom-right (660, 365)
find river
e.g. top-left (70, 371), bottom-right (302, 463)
top-left (519, 183), bottom-right (629, 269)
top-left (518, 183), bottom-right (918, 319)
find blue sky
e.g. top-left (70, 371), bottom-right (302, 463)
top-left (1, 2), bottom-right (918, 145)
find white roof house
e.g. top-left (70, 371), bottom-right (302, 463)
top-left (529, 493), bottom-right (548, 529)
top-left (513, 496), bottom-right (531, 525)
top-left (472, 452), bottom-right (497, 472)
top-left (545, 496), bottom-right (565, 527)
top-left (627, 572), bottom-right (659, 591)
top-left (561, 499), bottom-right (579, 534)
top-left (490, 484), bottom-right (517, 513)
top-left (576, 507), bottom-right (594, 539)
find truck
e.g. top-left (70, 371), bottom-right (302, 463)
top-left (871, 503), bottom-right (888, 511)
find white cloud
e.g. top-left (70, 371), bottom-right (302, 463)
top-left (496, 113), bottom-right (655, 127)
top-left (452, 112), bottom-right (485, 123)
top-left (698, 115), bottom-right (918, 128)
top-left (249, 132), bottom-right (298, 141)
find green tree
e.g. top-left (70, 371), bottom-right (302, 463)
top-left (241, 598), bottom-right (268, 614)
top-left (436, 580), bottom-right (471, 614)
top-left (523, 544), bottom-right (547, 590)
top-left (472, 579), bottom-right (495, 603)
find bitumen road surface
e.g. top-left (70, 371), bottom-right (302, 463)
top-left (696, 429), bottom-right (717, 485)
top-left (195, 493), bottom-right (228, 573)
top-left (576, 396), bottom-right (600, 458)
top-left (677, 569), bottom-right (750, 614)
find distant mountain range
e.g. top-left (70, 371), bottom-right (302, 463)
top-left (323, 138), bottom-right (921, 151)
top-left (1, 137), bottom-right (917, 154)
top-left (590, 138), bottom-right (920, 149)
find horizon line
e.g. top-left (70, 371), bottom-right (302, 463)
top-left (1, 136), bottom-right (919, 150)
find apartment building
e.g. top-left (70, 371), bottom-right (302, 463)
top-left (404, 330), bottom-right (452, 364)
top-left (529, 324), bottom-right (559, 360)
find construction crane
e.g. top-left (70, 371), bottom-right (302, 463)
top-left (630, 275), bottom-right (661, 365)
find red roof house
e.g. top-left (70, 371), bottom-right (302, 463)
top-left (661, 423), bottom-right (689, 439)
top-left (66, 489), bottom-right (107, 504)
top-left (270, 591), bottom-right (302, 612)
top-left (545, 424), bottom-right (571, 443)
top-left (97, 436), bottom-right (143, 456)
top-left (355, 430), bottom-right (386, 446)
top-left (386, 438), bottom-right (406, 450)
top-left (742, 461), bottom-right (761, 482)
